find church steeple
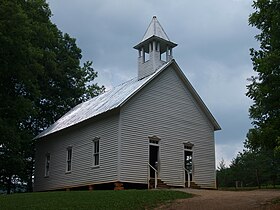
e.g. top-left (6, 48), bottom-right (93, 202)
top-left (134, 16), bottom-right (177, 80)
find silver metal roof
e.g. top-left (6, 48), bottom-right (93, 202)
top-left (35, 62), bottom-right (172, 139)
top-left (36, 59), bottom-right (221, 139)
top-left (141, 16), bottom-right (170, 42)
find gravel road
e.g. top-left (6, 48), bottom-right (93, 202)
top-left (156, 189), bottom-right (280, 210)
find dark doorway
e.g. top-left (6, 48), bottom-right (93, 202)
top-left (149, 145), bottom-right (159, 178)
top-left (184, 150), bottom-right (193, 182)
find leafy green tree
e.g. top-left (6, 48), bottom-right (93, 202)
top-left (246, 0), bottom-right (280, 152)
top-left (216, 158), bottom-right (231, 188)
top-left (0, 0), bottom-right (104, 193)
top-left (217, 147), bottom-right (280, 188)
top-left (245, 129), bottom-right (280, 186)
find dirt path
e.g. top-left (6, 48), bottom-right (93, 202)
top-left (156, 189), bottom-right (280, 210)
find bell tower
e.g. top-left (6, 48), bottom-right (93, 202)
top-left (134, 16), bottom-right (177, 80)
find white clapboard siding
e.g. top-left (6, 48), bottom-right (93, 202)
top-left (120, 66), bottom-right (216, 188)
top-left (34, 114), bottom-right (119, 191)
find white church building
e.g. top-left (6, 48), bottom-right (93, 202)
top-left (34, 16), bottom-right (221, 191)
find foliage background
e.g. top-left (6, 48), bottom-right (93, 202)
top-left (0, 0), bottom-right (104, 193)
top-left (217, 0), bottom-right (280, 188)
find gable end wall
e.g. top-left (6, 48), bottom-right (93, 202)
top-left (120, 66), bottom-right (216, 188)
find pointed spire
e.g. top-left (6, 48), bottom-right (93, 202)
top-left (141, 16), bottom-right (170, 42)
top-left (134, 16), bottom-right (177, 80)
top-left (134, 16), bottom-right (177, 53)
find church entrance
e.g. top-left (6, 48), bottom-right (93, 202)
top-left (149, 144), bottom-right (159, 178)
top-left (183, 141), bottom-right (194, 187)
top-left (184, 150), bottom-right (193, 183)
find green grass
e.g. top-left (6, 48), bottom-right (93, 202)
top-left (0, 190), bottom-right (191, 210)
top-left (262, 185), bottom-right (280, 189)
top-left (271, 198), bottom-right (280, 205)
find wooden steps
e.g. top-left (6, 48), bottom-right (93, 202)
top-left (149, 179), bottom-right (201, 189)
top-left (149, 178), bottom-right (170, 189)
top-left (185, 181), bottom-right (200, 189)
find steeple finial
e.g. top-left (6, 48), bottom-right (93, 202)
top-left (141, 16), bottom-right (170, 42)
top-left (134, 17), bottom-right (177, 80)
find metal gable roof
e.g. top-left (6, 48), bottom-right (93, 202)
top-left (35, 61), bottom-right (172, 139)
top-left (36, 59), bottom-right (221, 139)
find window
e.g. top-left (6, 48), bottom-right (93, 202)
top-left (45, 153), bottom-right (50, 177)
top-left (66, 147), bottom-right (72, 172)
top-left (149, 140), bottom-right (159, 145)
top-left (184, 145), bottom-right (193, 150)
top-left (93, 138), bottom-right (100, 166)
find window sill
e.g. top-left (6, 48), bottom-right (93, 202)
top-left (44, 175), bottom-right (49, 178)
top-left (65, 171), bottom-right (71, 174)
top-left (91, 165), bottom-right (100, 169)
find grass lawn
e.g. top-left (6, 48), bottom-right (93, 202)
top-left (0, 190), bottom-right (191, 210)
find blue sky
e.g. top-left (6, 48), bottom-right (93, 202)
top-left (47, 0), bottom-right (259, 167)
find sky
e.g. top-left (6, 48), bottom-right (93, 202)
top-left (47, 0), bottom-right (259, 167)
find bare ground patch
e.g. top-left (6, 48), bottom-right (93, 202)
top-left (155, 189), bottom-right (280, 210)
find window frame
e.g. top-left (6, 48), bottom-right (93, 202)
top-left (92, 137), bottom-right (100, 168)
top-left (66, 146), bottom-right (73, 173)
top-left (183, 141), bottom-right (194, 151)
top-left (148, 135), bottom-right (161, 146)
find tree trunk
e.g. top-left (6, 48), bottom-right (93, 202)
top-left (27, 156), bottom-right (34, 192)
top-left (271, 174), bottom-right (276, 188)
top-left (7, 175), bottom-right (12, 194)
top-left (255, 168), bottom-right (261, 189)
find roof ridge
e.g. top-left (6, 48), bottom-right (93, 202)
top-left (103, 77), bottom-right (136, 93)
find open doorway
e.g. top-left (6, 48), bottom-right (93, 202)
top-left (149, 145), bottom-right (159, 178)
top-left (184, 150), bottom-right (193, 183)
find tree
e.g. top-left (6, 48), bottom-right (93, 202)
top-left (216, 158), bottom-right (231, 188)
top-left (0, 0), bottom-right (104, 193)
top-left (216, 147), bottom-right (280, 188)
top-left (246, 0), bottom-right (280, 152)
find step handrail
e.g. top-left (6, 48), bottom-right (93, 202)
top-left (183, 166), bottom-right (191, 188)
top-left (148, 163), bottom-right (158, 189)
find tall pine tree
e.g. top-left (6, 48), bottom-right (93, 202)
top-left (0, 0), bottom-right (104, 193)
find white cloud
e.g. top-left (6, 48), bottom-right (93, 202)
top-left (216, 142), bottom-right (244, 168)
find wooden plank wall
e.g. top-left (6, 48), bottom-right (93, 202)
top-left (120, 66), bottom-right (216, 188)
top-left (34, 114), bottom-right (119, 191)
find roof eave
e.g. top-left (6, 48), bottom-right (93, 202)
top-left (35, 59), bottom-right (221, 140)
top-left (171, 61), bottom-right (221, 131)
top-left (118, 59), bottom-right (221, 131)
top-left (133, 36), bottom-right (177, 50)
top-left (34, 107), bottom-right (120, 140)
